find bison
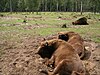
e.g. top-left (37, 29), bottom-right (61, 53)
top-left (37, 39), bottom-right (85, 75)
top-left (72, 17), bottom-right (88, 25)
top-left (58, 31), bottom-right (85, 59)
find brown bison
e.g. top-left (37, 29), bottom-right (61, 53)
top-left (58, 31), bottom-right (85, 59)
top-left (72, 17), bottom-right (88, 25)
top-left (37, 39), bottom-right (85, 75)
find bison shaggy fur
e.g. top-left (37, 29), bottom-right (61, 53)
top-left (72, 17), bottom-right (88, 25)
top-left (37, 39), bottom-right (85, 75)
top-left (58, 31), bottom-right (85, 59)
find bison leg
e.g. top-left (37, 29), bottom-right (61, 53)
top-left (71, 71), bottom-right (85, 75)
top-left (52, 59), bottom-right (71, 74)
top-left (43, 58), bottom-right (49, 64)
top-left (45, 55), bottom-right (55, 68)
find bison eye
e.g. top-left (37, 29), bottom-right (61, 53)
top-left (44, 42), bottom-right (48, 46)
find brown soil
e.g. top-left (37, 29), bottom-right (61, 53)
top-left (0, 35), bottom-right (100, 75)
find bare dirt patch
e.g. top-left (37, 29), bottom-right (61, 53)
top-left (0, 35), bottom-right (100, 75)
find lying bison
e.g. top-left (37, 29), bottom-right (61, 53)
top-left (37, 39), bottom-right (85, 75)
top-left (58, 31), bottom-right (85, 59)
top-left (72, 17), bottom-right (88, 25)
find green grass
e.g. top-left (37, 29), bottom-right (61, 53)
top-left (0, 12), bottom-right (100, 43)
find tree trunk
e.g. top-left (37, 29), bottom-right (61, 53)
top-left (45, 0), bottom-right (47, 11)
top-left (80, 1), bottom-right (83, 15)
top-left (56, 1), bottom-right (59, 11)
top-left (76, 1), bottom-right (77, 12)
top-left (10, 0), bottom-right (12, 12)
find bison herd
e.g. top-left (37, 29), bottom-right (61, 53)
top-left (37, 31), bottom-right (87, 75)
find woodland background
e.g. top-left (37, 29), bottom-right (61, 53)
top-left (0, 0), bottom-right (100, 13)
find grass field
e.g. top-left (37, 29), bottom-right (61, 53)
top-left (0, 12), bottom-right (100, 43)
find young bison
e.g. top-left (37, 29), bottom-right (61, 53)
top-left (37, 39), bottom-right (85, 75)
top-left (58, 31), bottom-right (85, 59)
top-left (72, 17), bottom-right (88, 25)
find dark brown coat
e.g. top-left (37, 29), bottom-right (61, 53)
top-left (72, 17), bottom-right (88, 25)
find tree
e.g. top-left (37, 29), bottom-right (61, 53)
top-left (9, 0), bottom-right (12, 12)
top-left (0, 0), bottom-right (100, 12)
top-left (80, 1), bottom-right (83, 15)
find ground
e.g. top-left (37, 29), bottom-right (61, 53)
top-left (0, 12), bottom-right (100, 75)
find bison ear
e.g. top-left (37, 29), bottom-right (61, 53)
top-left (65, 34), bottom-right (68, 37)
top-left (42, 38), bottom-right (46, 42)
top-left (58, 32), bottom-right (63, 35)
top-left (43, 38), bottom-right (46, 41)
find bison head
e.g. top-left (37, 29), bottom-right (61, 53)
top-left (58, 32), bottom-right (69, 41)
top-left (37, 41), bottom-right (55, 59)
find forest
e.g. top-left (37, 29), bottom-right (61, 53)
top-left (0, 0), bottom-right (100, 13)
